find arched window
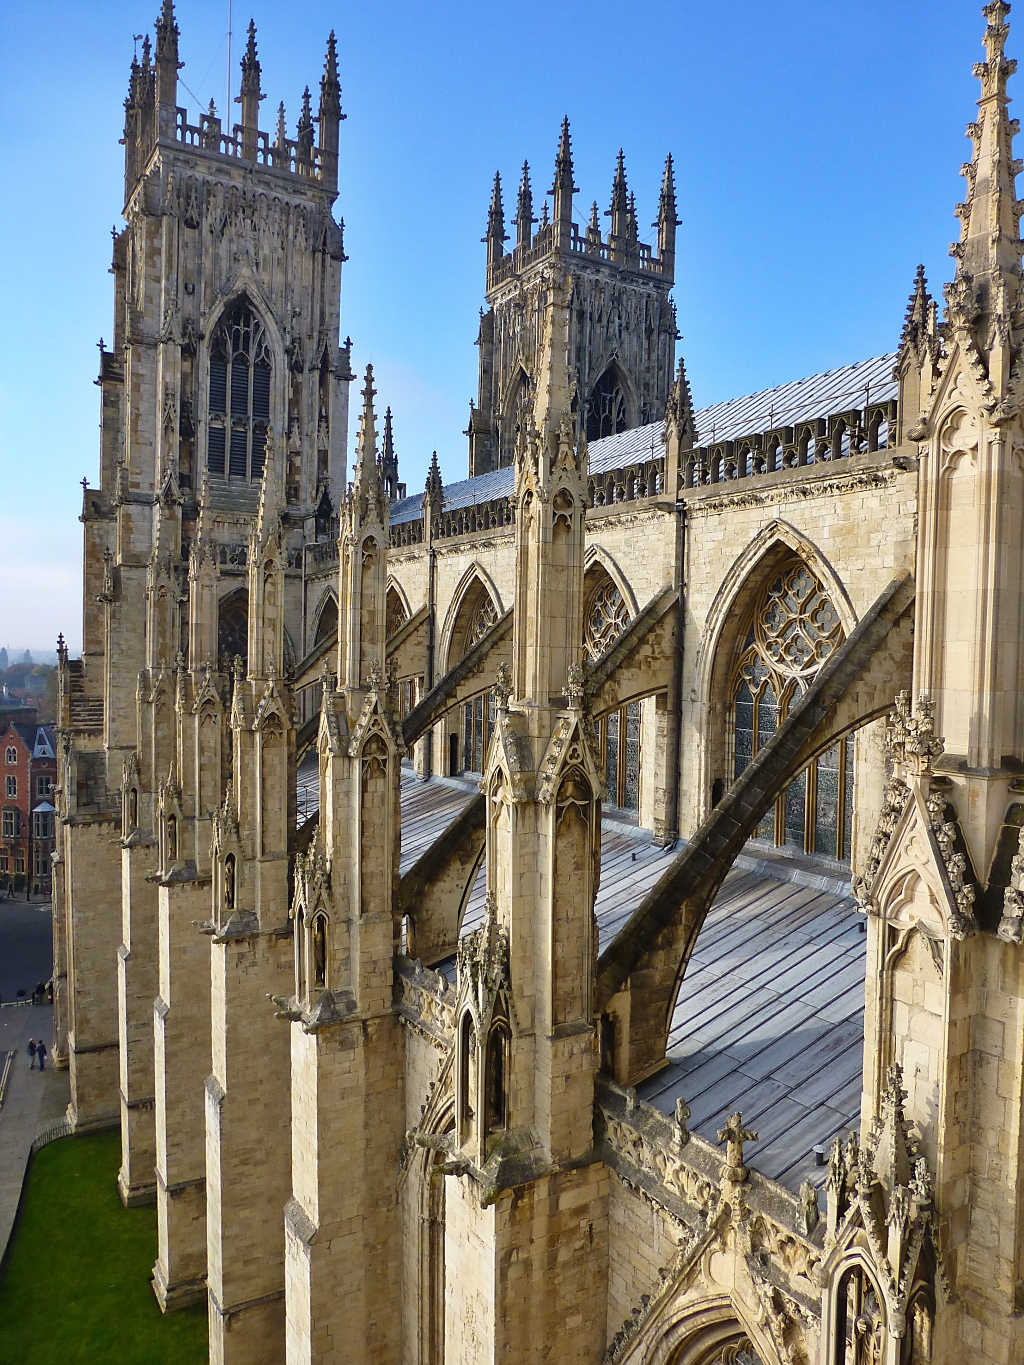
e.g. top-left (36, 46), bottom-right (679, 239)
top-left (313, 595), bottom-right (338, 648)
top-left (223, 853), bottom-right (235, 911)
top-left (485, 1017), bottom-right (509, 1133)
top-left (453, 582), bottom-right (499, 774)
top-left (458, 1011), bottom-right (476, 1139)
top-left (218, 589), bottom-right (249, 672)
top-left (207, 300), bottom-right (272, 481)
top-left (731, 561), bottom-right (854, 861)
top-left (584, 577), bottom-right (630, 661)
top-left (585, 366), bottom-right (630, 443)
top-left (834, 1265), bottom-right (884, 1364)
top-left (386, 587), bottom-right (409, 640)
top-left (311, 914), bottom-right (327, 990)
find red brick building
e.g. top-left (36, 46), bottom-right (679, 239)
top-left (1, 721), bottom-right (57, 896)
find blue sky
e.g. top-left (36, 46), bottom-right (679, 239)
top-left (0, 1), bottom-right (994, 652)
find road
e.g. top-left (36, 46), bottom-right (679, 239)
top-left (0, 897), bottom-right (53, 1003)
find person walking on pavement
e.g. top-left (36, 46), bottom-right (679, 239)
top-left (35, 1039), bottom-right (47, 1071)
top-left (27, 1038), bottom-right (37, 1069)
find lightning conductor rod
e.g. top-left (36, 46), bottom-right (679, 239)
top-left (226, 0), bottom-right (233, 125)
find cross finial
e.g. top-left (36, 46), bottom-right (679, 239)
top-left (717, 1111), bottom-right (757, 1182)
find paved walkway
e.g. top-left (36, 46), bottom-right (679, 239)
top-left (0, 1001), bottom-right (70, 1264)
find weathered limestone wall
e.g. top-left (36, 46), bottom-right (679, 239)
top-left (65, 818), bottom-right (123, 1131)
top-left (207, 932), bottom-right (294, 1365)
top-left (605, 1169), bottom-right (689, 1346)
top-left (118, 842), bottom-right (159, 1205)
top-left (153, 877), bottom-right (212, 1310)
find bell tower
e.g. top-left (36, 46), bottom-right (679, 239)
top-left (467, 122), bottom-right (678, 475)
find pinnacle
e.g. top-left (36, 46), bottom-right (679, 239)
top-left (245, 18), bottom-right (258, 62)
top-left (658, 153), bottom-right (678, 225)
top-left (550, 116), bottom-right (577, 196)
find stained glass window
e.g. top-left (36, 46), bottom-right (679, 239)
top-left (584, 580), bottom-right (630, 662)
top-left (730, 560), bottom-right (854, 861)
top-left (207, 300), bottom-right (272, 481)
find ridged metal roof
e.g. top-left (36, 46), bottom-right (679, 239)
top-left (388, 352), bottom-right (898, 525)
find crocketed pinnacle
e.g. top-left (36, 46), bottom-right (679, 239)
top-left (948, 1), bottom-right (1023, 369)
top-left (320, 31), bottom-right (342, 120)
top-left (610, 149), bottom-right (628, 217)
top-left (155, 0), bottom-right (179, 61)
top-left (550, 116), bottom-right (577, 197)
top-left (486, 171), bottom-right (506, 245)
top-left (898, 264), bottom-right (933, 354)
top-left (354, 365), bottom-right (378, 486)
top-left (275, 102), bottom-right (287, 149)
top-left (516, 162), bottom-right (534, 244)
top-left (657, 153), bottom-right (678, 228)
top-left (424, 450), bottom-right (444, 506)
top-left (381, 406), bottom-right (398, 495)
top-left (626, 191), bottom-right (638, 243)
top-left (240, 19), bottom-right (261, 98)
top-left (667, 356), bottom-right (696, 446)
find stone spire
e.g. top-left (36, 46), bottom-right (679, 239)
top-left (656, 153), bottom-right (678, 266)
top-left (238, 19), bottom-right (264, 159)
top-left (947, 0), bottom-right (1023, 390)
top-left (587, 199), bottom-right (602, 250)
top-left (516, 161), bottom-right (534, 249)
top-left (297, 85), bottom-right (314, 169)
top-left (609, 149), bottom-right (629, 242)
top-left (318, 31), bottom-right (344, 190)
top-left (353, 364), bottom-right (379, 492)
top-left (154, 0), bottom-right (179, 123)
top-left (380, 406), bottom-right (399, 500)
top-left (485, 171), bottom-right (506, 268)
top-left (550, 116), bottom-right (577, 246)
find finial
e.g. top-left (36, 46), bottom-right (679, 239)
top-left (657, 153), bottom-right (677, 225)
top-left (540, 199), bottom-right (550, 229)
top-left (155, 0), bottom-right (179, 63)
top-left (355, 365), bottom-right (378, 479)
top-left (492, 661), bottom-right (513, 710)
top-left (239, 19), bottom-right (262, 99)
top-left (297, 85), bottom-right (314, 164)
top-left (626, 190), bottom-right (638, 243)
top-left (275, 102), bottom-right (287, 150)
top-left (424, 449), bottom-right (444, 505)
top-left (516, 161), bottom-right (534, 247)
top-left (485, 171), bottom-right (506, 256)
top-left (898, 264), bottom-right (933, 356)
top-left (381, 406), bottom-right (398, 499)
top-left (550, 116), bottom-right (577, 231)
top-left (319, 29), bottom-right (344, 125)
top-left (610, 149), bottom-right (627, 212)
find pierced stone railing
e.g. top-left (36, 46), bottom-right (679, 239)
top-left (391, 519), bottom-right (424, 549)
top-left (588, 456), bottom-right (665, 508)
top-left (681, 399), bottom-right (897, 490)
top-left (435, 495), bottom-right (516, 540)
top-left (488, 222), bottom-right (669, 290)
top-left (174, 108), bottom-right (323, 179)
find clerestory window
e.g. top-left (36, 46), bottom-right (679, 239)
top-left (206, 301), bottom-right (271, 481)
top-left (731, 561), bottom-right (853, 861)
top-left (585, 367), bottom-right (630, 443)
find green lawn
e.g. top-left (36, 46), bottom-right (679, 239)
top-left (0, 1130), bottom-right (207, 1364)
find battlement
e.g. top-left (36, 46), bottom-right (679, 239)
top-left (123, 5), bottom-right (343, 202)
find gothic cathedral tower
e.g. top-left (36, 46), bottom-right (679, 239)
top-left (467, 122), bottom-right (678, 475)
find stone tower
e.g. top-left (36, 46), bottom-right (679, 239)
top-left (466, 122), bottom-right (678, 475)
top-left (53, 5), bottom-right (350, 1358)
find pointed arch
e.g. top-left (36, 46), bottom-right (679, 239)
top-left (585, 358), bottom-right (636, 442)
top-left (312, 590), bottom-right (338, 647)
top-left (386, 580), bottom-right (410, 640)
top-left (202, 284), bottom-right (286, 484)
top-left (217, 586), bottom-right (249, 671)
top-left (583, 545), bottom-right (639, 617)
top-left (438, 564), bottom-right (505, 674)
top-left (695, 522), bottom-right (857, 839)
top-left (499, 365), bottom-right (533, 468)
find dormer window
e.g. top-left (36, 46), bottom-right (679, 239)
top-left (207, 301), bottom-right (271, 481)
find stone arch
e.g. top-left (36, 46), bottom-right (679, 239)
top-left (640, 1294), bottom-right (776, 1365)
top-left (439, 565), bottom-right (504, 674)
top-left (585, 357), bottom-right (637, 443)
top-left (583, 544), bottom-right (639, 617)
top-left (201, 286), bottom-right (288, 481)
top-left (696, 522), bottom-right (857, 824)
top-left (312, 590), bottom-right (338, 647)
top-left (386, 584), bottom-right (409, 641)
top-left (217, 586), bottom-right (249, 671)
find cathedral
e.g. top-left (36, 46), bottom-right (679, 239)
top-left (51, 3), bottom-right (1024, 1361)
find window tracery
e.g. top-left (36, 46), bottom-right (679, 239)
top-left (731, 561), bottom-right (852, 860)
top-left (206, 300), bottom-right (272, 481)
top-left (468, 595), bottom-right (499, 649)
top-left (584, 579), bottom-right (630, 662)
top-left (586, 367), bottom-right (630, 442)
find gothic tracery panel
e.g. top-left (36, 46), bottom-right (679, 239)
top-left (584, 578), bottom-right (630, 662)
top-left (207, 299), bottom-right (272, 482)
top-left (731, 560), bottom-right (852, 859)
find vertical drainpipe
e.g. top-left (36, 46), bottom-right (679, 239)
top-left (663, 497), bottom-right (686, 848)
top-left (424, 518), bottom-right (436, 781)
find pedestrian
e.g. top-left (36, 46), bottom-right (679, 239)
top-left (28, 1038), bottom-right (37, 1069)
top-left (36, 1039), bottom-right (47, 1071)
